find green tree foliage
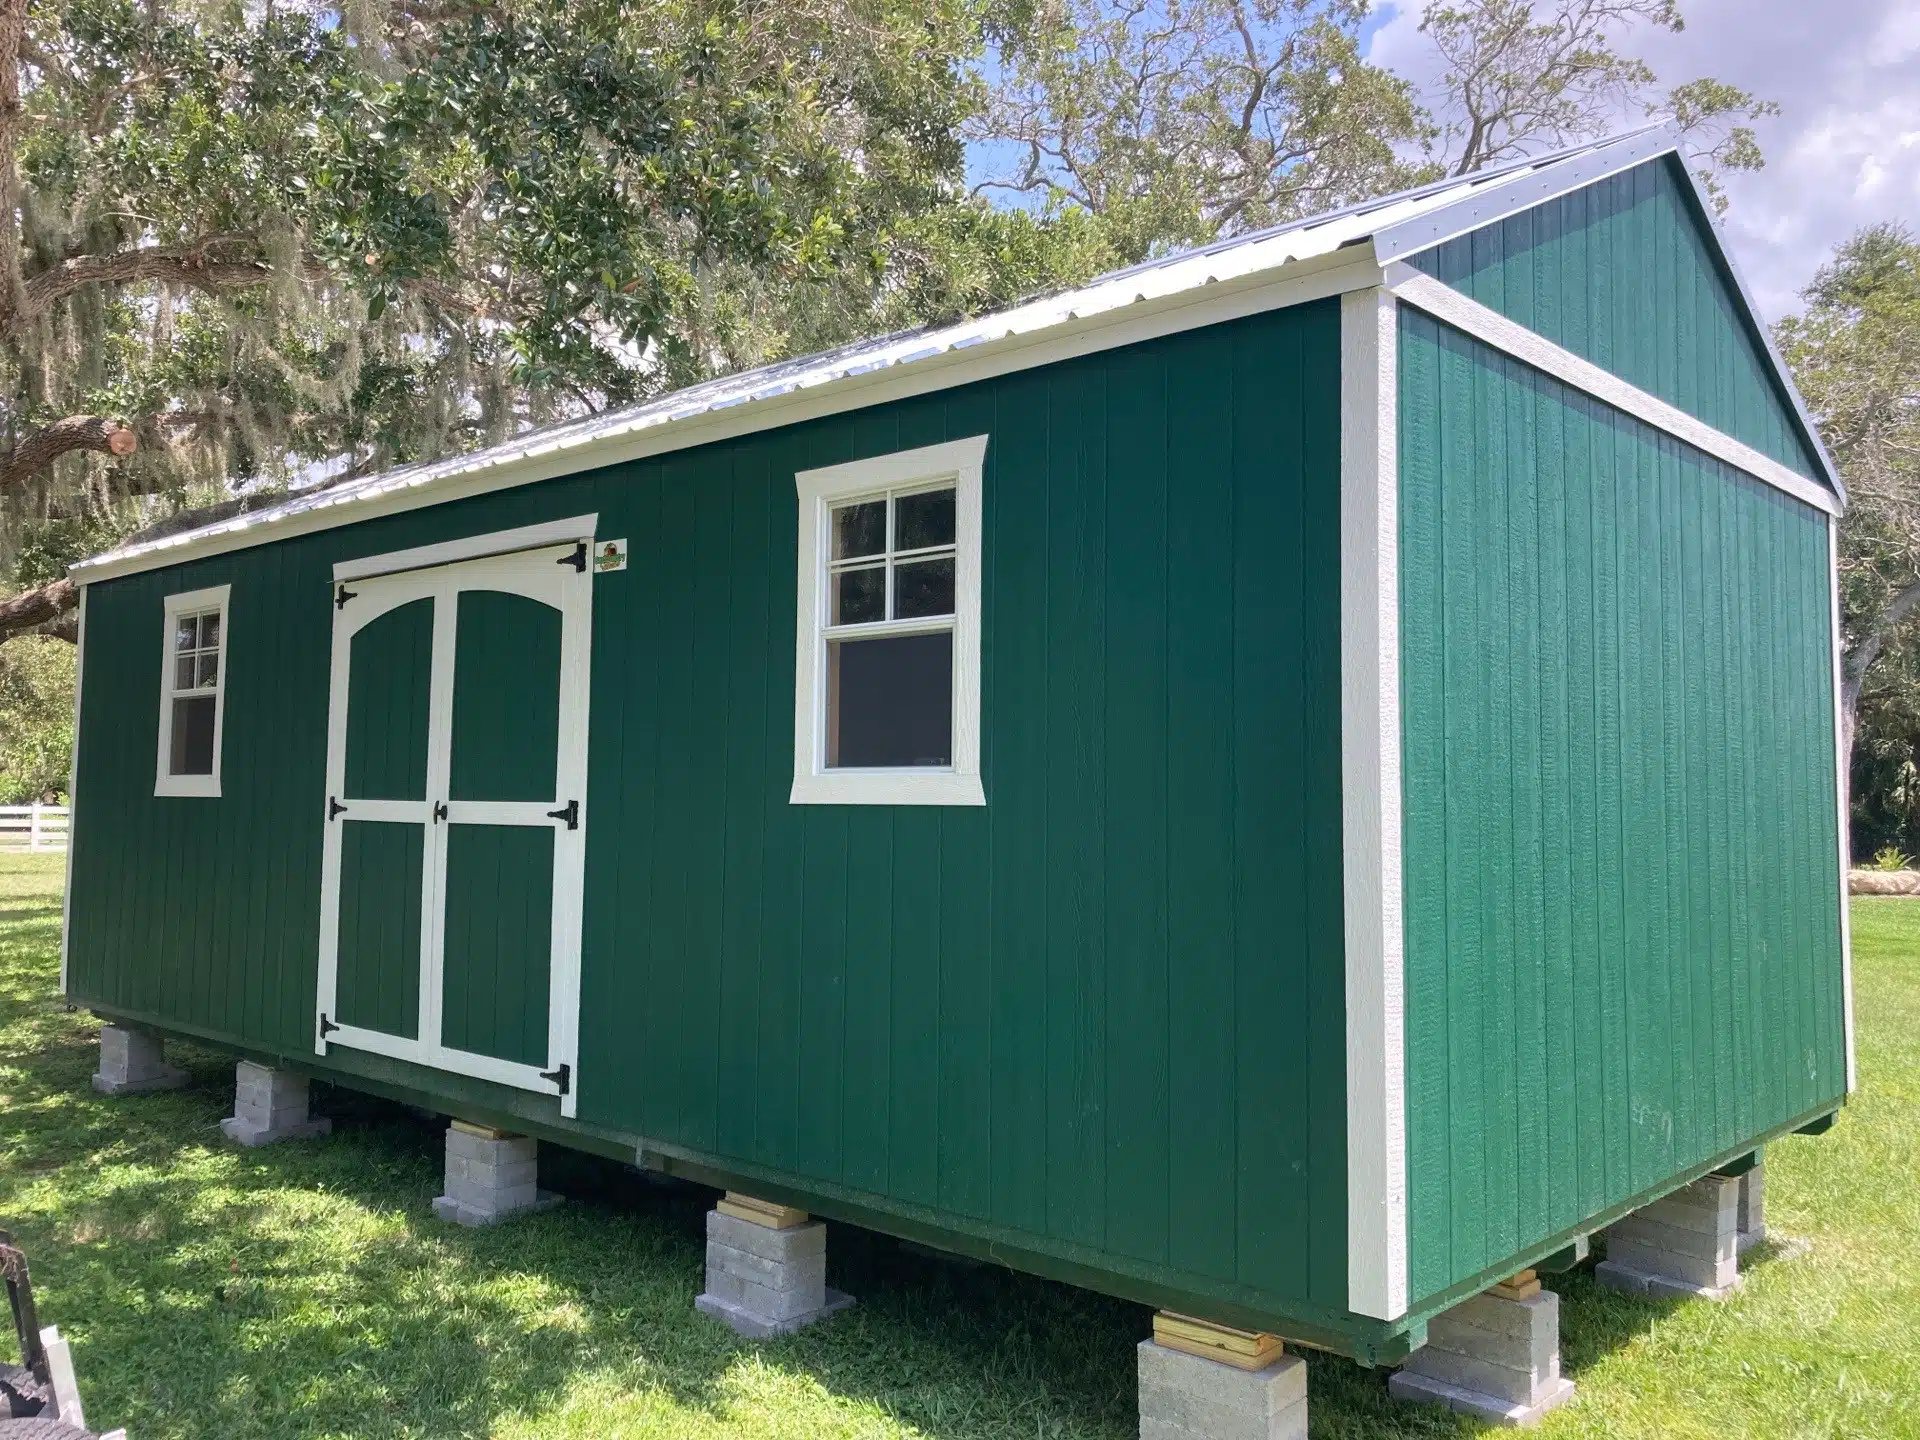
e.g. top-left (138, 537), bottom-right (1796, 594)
top-left (2, 0), bottom-right (1116, 635)
top-left (970, 0), bottom-right (1435, 263)
top-left (1777, 225), bottom-right (1920, 853)
top-left (0, 634), bottom-right (72, 800)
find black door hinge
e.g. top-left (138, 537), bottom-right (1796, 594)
top-left (545, 798), bottom-right (579, 830)
top-left (558, 542), bottom-right (587, 573)
top-left (433, 800), bottom-right (448, 823)
top-left (318, 1012), bottom-right (339, 1039)
top-left (334, 583), bottom-right (358, 610)
top-left (540, 1061), bottom-right (571, 1096)
top-left (328, 796), bottom-right (347, 821)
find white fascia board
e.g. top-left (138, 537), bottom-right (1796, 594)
top-left (1385, 264), bottom-right (1842, 517)
top-left (1369, 125), bottom-right (1676, 267)
top-left (1340, 286), bottom-right (1408, 1321)
top-left (1665, 161), bottom-right (1847, 503)
top-left (1830, 518), bottom-right (1856, 1093)
top-left (72, 250), bottom-right (1382, 586)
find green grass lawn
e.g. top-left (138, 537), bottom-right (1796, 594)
top-left (0, 853), bottom-right (1915, 1438)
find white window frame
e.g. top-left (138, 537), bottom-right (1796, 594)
top-left (791, 435), bottom-right (986, 806)
top-left (155, 584), bottom-right (231, 798)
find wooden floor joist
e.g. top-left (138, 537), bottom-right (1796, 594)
top-left (717, 1192), bottom-right (811, 1229)
top-left (1151, 1311), bottom-right (1285, 1371)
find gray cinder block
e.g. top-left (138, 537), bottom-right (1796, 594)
top-left (1596, 1174), bottom-right (1742, 1299)
top-left (1136, 1338), bottom-right (1308, 1440)
top-left (431, 1126), bottom-right (561, 1226)
top-left (220, 1060), bottom-right (332, 1146)
top-left (1737, 1157), bottom-right (1767, 1255)
top-left (694, 1206), bottom-right (853, 1337)
top-left (1390, 1287), bottom-right (1575, 1427)
top-left (91, 1024), bottom-right (188, 1095)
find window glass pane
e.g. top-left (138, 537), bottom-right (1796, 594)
top-left (830, 564), bottom-right (886, 625)
top-left (827, 631), bottom-right (953, 768)
top-left (200, 612), bottom-right (220, 650)
top-left (893, 557), bottom-right (955, 619)
top-left (894, 487), bottom-right (955, 551)
top-left (174, 655), bottom-right (197, 691)
top-left (197, 652), bottom-right (220, 688)
top-left (175, 615), bottom-right (199, 651)
top-left (832, 500), bottom-right (886, 560)
top-left (170, 695), bottom-right (217, 776)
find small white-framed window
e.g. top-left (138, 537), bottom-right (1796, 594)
top-left (792, 435), bottom-right (986, 806)
top-left (155, 584), bottom-right (230, 797)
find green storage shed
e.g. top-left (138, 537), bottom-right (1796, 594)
top-left (61, 127), bottom-right (1849, 1427)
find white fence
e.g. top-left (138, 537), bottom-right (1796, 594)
top-left (0, 805), bottom-right (69, 851)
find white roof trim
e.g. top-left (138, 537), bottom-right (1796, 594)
top-left (72, 128), bottom-right (1834, 584)
top-left (1387, 263), bottom-right (1842, 516)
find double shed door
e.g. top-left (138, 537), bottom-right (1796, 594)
top-left (315, 539), bottom-right (591, 1116)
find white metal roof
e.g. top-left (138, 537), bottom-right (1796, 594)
top-left (74, 124), bottom-right (1836, 583)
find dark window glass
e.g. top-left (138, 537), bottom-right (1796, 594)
top-left (200, 613), bottom-right (220, 649)
top-left (894, 488), bottom-right (955, 551)
top-left (171, 695), bottom-right (217, 775)
top-left (831, 564), bottom-right (886, 624)
top-left (832, 500), bottom-right (886, 560)
top-left (894, 557), bottom-right (955, 618)
top-left (827, 632), bottom-right (952, 768)
top-left (174, 615), bottom-right (198, 651)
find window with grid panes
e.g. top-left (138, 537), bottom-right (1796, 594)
top-left (825, 484), bottom-right (957, 767)
top-left (156, 585), bottom-right (230, 795)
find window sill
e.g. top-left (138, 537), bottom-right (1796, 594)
top-left (155, 775), bottom-right (221, 799)
top-left (789, 770), bottom-right (984, 807)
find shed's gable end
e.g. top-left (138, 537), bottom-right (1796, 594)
top-left (1405, 155), bottom-right (1827, 486)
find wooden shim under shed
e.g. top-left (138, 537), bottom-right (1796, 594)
top-left (451, 1119), bottom-right (513, 1141)
top-left (717, 1192), bottom-right (810, 1229)
top-left (1491, 1268), bottom-right (1541, 1301)
top-left (1152, 1311), bottom-right (1285, 1371)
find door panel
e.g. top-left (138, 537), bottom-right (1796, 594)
top-left (449, 590), bottom-right (561, 802)
top-left (440, 823), bottom-right (555, 1066)
top-left (316, 529), bottom-right (593, 1115)
top-left (344, 597), bottom-right (434, 800)
top-left (335, 820), bottom-right (424, 1039)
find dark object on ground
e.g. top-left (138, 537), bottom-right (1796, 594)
top-left (0, 1239), bottom-right (50, 1419)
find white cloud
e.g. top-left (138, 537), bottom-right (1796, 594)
top-left (1364, 0), bottom-right (1920, 324)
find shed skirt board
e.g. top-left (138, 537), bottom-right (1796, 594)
top-left (314, 535), bottom-right (593, 1115)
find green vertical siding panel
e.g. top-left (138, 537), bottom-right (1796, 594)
top-left (344, 599), bottom-right (434, 800)
top-left (449, 592), bottom-right (562, 802)
top-left (1164, 328), bottom-right (1237, 1283)
top-left (1104, 343), bottom-right (1171, 1268)
top-left (1400, 317), bottom-right (1846, 1305)
top-left (1409, 156), bottom-right (1825, 483)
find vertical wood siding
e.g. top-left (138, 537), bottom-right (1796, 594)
top-left (1408, 156), bottom-right (1826, 484)
top-left (1397, 308), bottom-right (1846, 1305)
top-left (66, 301), bottom-right (1351, 1324)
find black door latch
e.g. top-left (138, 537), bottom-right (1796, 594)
top-left (540, 1062), bottom-right (571, 1095)
top-left (545, 799), bottom-right (579, 830)
top-left (557, 542), bottom-right (587, 572)
top-left (328, 796), bottom-right (347, 821)
top-left (433, 800), bottom-right (448, 823)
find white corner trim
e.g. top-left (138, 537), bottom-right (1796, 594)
top-left (1830, 519), bottom-right (1856, 1093)
top-left (1384, 264), bottom-right (1843, 519)
top-left (790, 435), bottom-right (987, 807)
top-left (154, 583), bottom-right (231, 798)
top-left (1340, 287), bottom-right (1409, 1321)
top-left (58, 584), bottom-right (86, 996)
top-left (332, 513), bottom-right (598, 582)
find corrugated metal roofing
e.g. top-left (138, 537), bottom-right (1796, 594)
top-left (79, 123), bottom-right (1827, 580)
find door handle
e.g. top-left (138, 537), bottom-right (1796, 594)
top-left (546, 799), bottom-right (579, 830)
top-left (433, 801), bottom-right (448, 823)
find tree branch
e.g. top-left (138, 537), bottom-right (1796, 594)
top-left (0, 416), bottom-right (137, 496)
top-left (13, 246), bottom-right (273, 332)
top-left (0, 577), bottom-right (74, 645)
